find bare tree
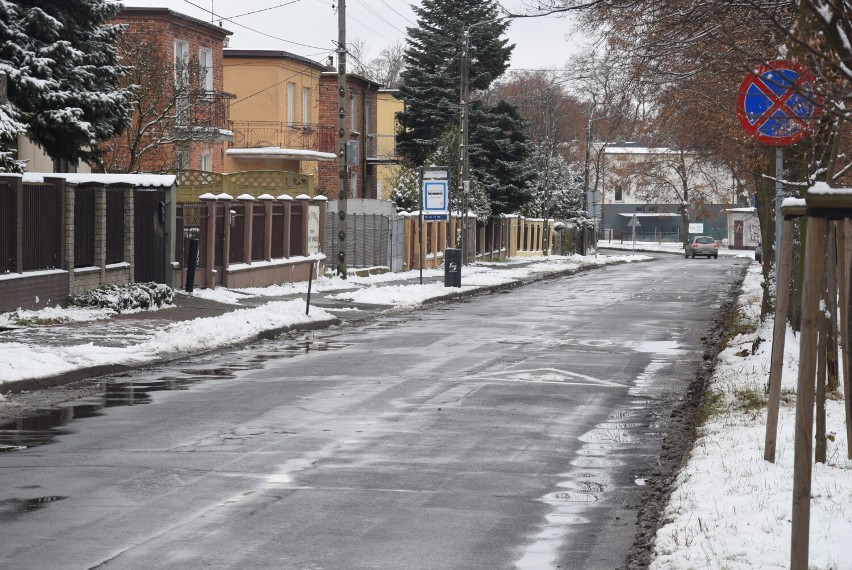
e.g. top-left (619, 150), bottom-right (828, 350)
top-left (348, 38), bottom-right (405, 88)
top-left (100, 33), bottom-right (223, 173)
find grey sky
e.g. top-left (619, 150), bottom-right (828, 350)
top-left (115, 0), bottom-right (584, 73)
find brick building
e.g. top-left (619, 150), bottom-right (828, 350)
top-left (317, 71), bottom-right (382, 199)
top-left (105, 8), bottom-right (234, 174)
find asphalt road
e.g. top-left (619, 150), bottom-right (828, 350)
top-left (0, 255), bottom-right (749, 569)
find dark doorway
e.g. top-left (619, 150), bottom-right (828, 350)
top-left (134, 188), bottom-right (166, 283)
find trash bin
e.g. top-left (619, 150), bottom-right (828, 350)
top-left (444, 248), bottom-right (462, 287)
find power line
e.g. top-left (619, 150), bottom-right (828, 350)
top-left (375, 0), bottom-right (416, 26)
top-left (353, 0), bottom-right (406, 35)
top-left (181, 0), bottom-right (330, 51)
top-left (223, 1), bottom-right (304, 20)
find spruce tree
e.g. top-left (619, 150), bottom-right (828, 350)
top-left (0, 0), bottom-right (130, 171)
top-left (397, 0), bottom-right (512, 166)
top-left (469, 99), bottom-right (533, 215)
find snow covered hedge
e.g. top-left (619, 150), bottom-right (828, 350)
top-left (70, 283), bottom-right (174, 313)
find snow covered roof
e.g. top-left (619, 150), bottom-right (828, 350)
top-left (617, 212), bottom-right (680, 217)
top-left (226, 147), bottom-right (336, 162)
top-left (22, 173), bottom-right (176, 187)
top-left (605, 146), bottom-right (675, 155)
top-left (725, 207), bottom-right (756, 213)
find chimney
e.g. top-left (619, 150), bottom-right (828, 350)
top-left (327, 55), bottom-right (334, 70)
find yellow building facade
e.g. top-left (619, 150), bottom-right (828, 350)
top-left (222, 50), bottom-right (335, 180)
top-left (375, 89), bottom-right (404, 201)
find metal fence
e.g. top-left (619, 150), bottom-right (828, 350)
top-left (22, 183), bottom-right (62, 271)
top-left (0, 181), bottom-right (14, 273)
top-left (324, 212), bottom-right (404, 271)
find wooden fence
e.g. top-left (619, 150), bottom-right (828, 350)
top-left (175, 194), bottom-right (326, 290)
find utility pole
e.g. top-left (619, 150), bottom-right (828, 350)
top-left (336, 0), bottom-right (347, 279)
top-left (457, 27), bottom-right (470, 258)
top-left (541, 89), bottom-right (555, 256)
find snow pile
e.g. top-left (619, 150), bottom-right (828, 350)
top-left (651, 265), bottom-right (852, 569)
top-left (0, 300), bottom-right (334, 382)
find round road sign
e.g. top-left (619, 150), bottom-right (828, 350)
top-left (736, 60), bottom-right (822, 146)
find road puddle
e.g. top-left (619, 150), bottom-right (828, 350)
top-left (0, 496), bottom-right (66, 518)
top-left (0, 375), bottom-right (224, 451)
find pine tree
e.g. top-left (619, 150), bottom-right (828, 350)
top-left (397, 0), bottom-right (512, 166)
top-left (469, 99), bottom-right (533, 215)
top-left (0, 0), bottom-right (130, 171)
top-left (522, 144), bottom-right (590, 223)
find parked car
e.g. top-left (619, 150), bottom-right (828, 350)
top-left (755, 239), bottom-right (762, 264)
top-left (685, 235), bottom-right (718, 259)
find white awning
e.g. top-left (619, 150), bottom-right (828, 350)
top-left (226, 147), bottom-right (336, 162)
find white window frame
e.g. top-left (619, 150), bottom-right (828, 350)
top-left (200, 150), bottom-right (212, 172)
top-left (174, 40), bottom-right (189, 86)
top-left (287, 82), bottom-right (296, 126)
top-left (302, 86), bottom-right (310, 124)
top-left (199, 47), bottom-right (213, 92)
top-left (175, 147), bottom-right (190, 171)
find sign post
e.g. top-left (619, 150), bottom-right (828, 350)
top-left (737, 60), bottom-right (822, 264)
top-left (737, 60), bottom-right (822, 570)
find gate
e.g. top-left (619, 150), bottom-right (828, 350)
top-left (324, 212), bottom-right (403, 271)
top-left (134, 188), bottom-right (166, 283)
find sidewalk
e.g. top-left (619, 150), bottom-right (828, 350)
top-left (0, 253), bottom-right (652, 394)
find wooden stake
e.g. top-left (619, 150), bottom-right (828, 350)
top-left (845, 220), bottom-right (852, 459)
top-left (827, 223), bottom-right (839, 394)
top-left (791, 215), bottom-right (827, 570)
top-left (816, 228), bottom-right (828, 464)
top-left (765, 215), bottom-right (795, 462)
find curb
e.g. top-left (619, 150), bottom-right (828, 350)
top-left (0, 258), bottom-right (646, 395)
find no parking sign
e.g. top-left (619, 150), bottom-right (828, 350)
top-left (736, 60), bottom-right (822, 146)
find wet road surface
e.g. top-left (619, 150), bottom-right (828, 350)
top-left (0, 255), bottom-right (748, 569)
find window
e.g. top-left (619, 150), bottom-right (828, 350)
top-left (302, 86), bottom-right (310, 124)
top-left (174, 40), bottom-right (190, 124)
top-left (174, 40), bottom-right (189, 86)
top-left (350, 94), bottom-right (357, 132)
top-left (614, 185), bottom-right (623, 202)
top-left (200, 151), bottom-right (212, 172)
top-left (287, 82), bottom-right (296, 125)
top-left (199, 47), bottom-right (213, 92)
top-left (175, 147), bottom-right (190, 171)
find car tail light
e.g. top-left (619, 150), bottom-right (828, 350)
top-left (713, 243), bottom-right (718, 248)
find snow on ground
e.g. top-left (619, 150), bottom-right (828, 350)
top-left (600, 239), bottom-right (757, 258)
top-left (0, 255), bottom-right (647, 382)
top-left (1, 250), bottom-right (848, 568)
top-left (0, 300), bottom-right (334, 382)
top-left (650, 265), bottom-right (852, 569)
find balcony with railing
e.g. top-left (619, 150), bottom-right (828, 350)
top-left (366, 134), bottom-right (399, 163)
top-left (175, 90), bottom-right (236, 141)
top-left (228, 122), bottom-right (337, 154)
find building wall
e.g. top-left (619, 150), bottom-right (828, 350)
top-left (317, 74), bottom-right (379, 199)
top-left (111, 8), bottom-right (231, 173)
top-left (223, 51), bottom-right (325, 176)
top-left (376, 91), bottom-right (404, 201)
top-left (17, 136), bottom-right (92, 174)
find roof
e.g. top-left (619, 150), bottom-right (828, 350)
top-left (223, 49), bottom-right (327, 72)
top-left (117, 7), bottom-right (233, 38)
top-left (321, 71), bottom-right (384, 90)
top-left (605, 146), bottom-right (676, 155)
top-left (22, 173), bottom-right (176, 187)
top-left (617, 212), bottom-right (680, 217)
